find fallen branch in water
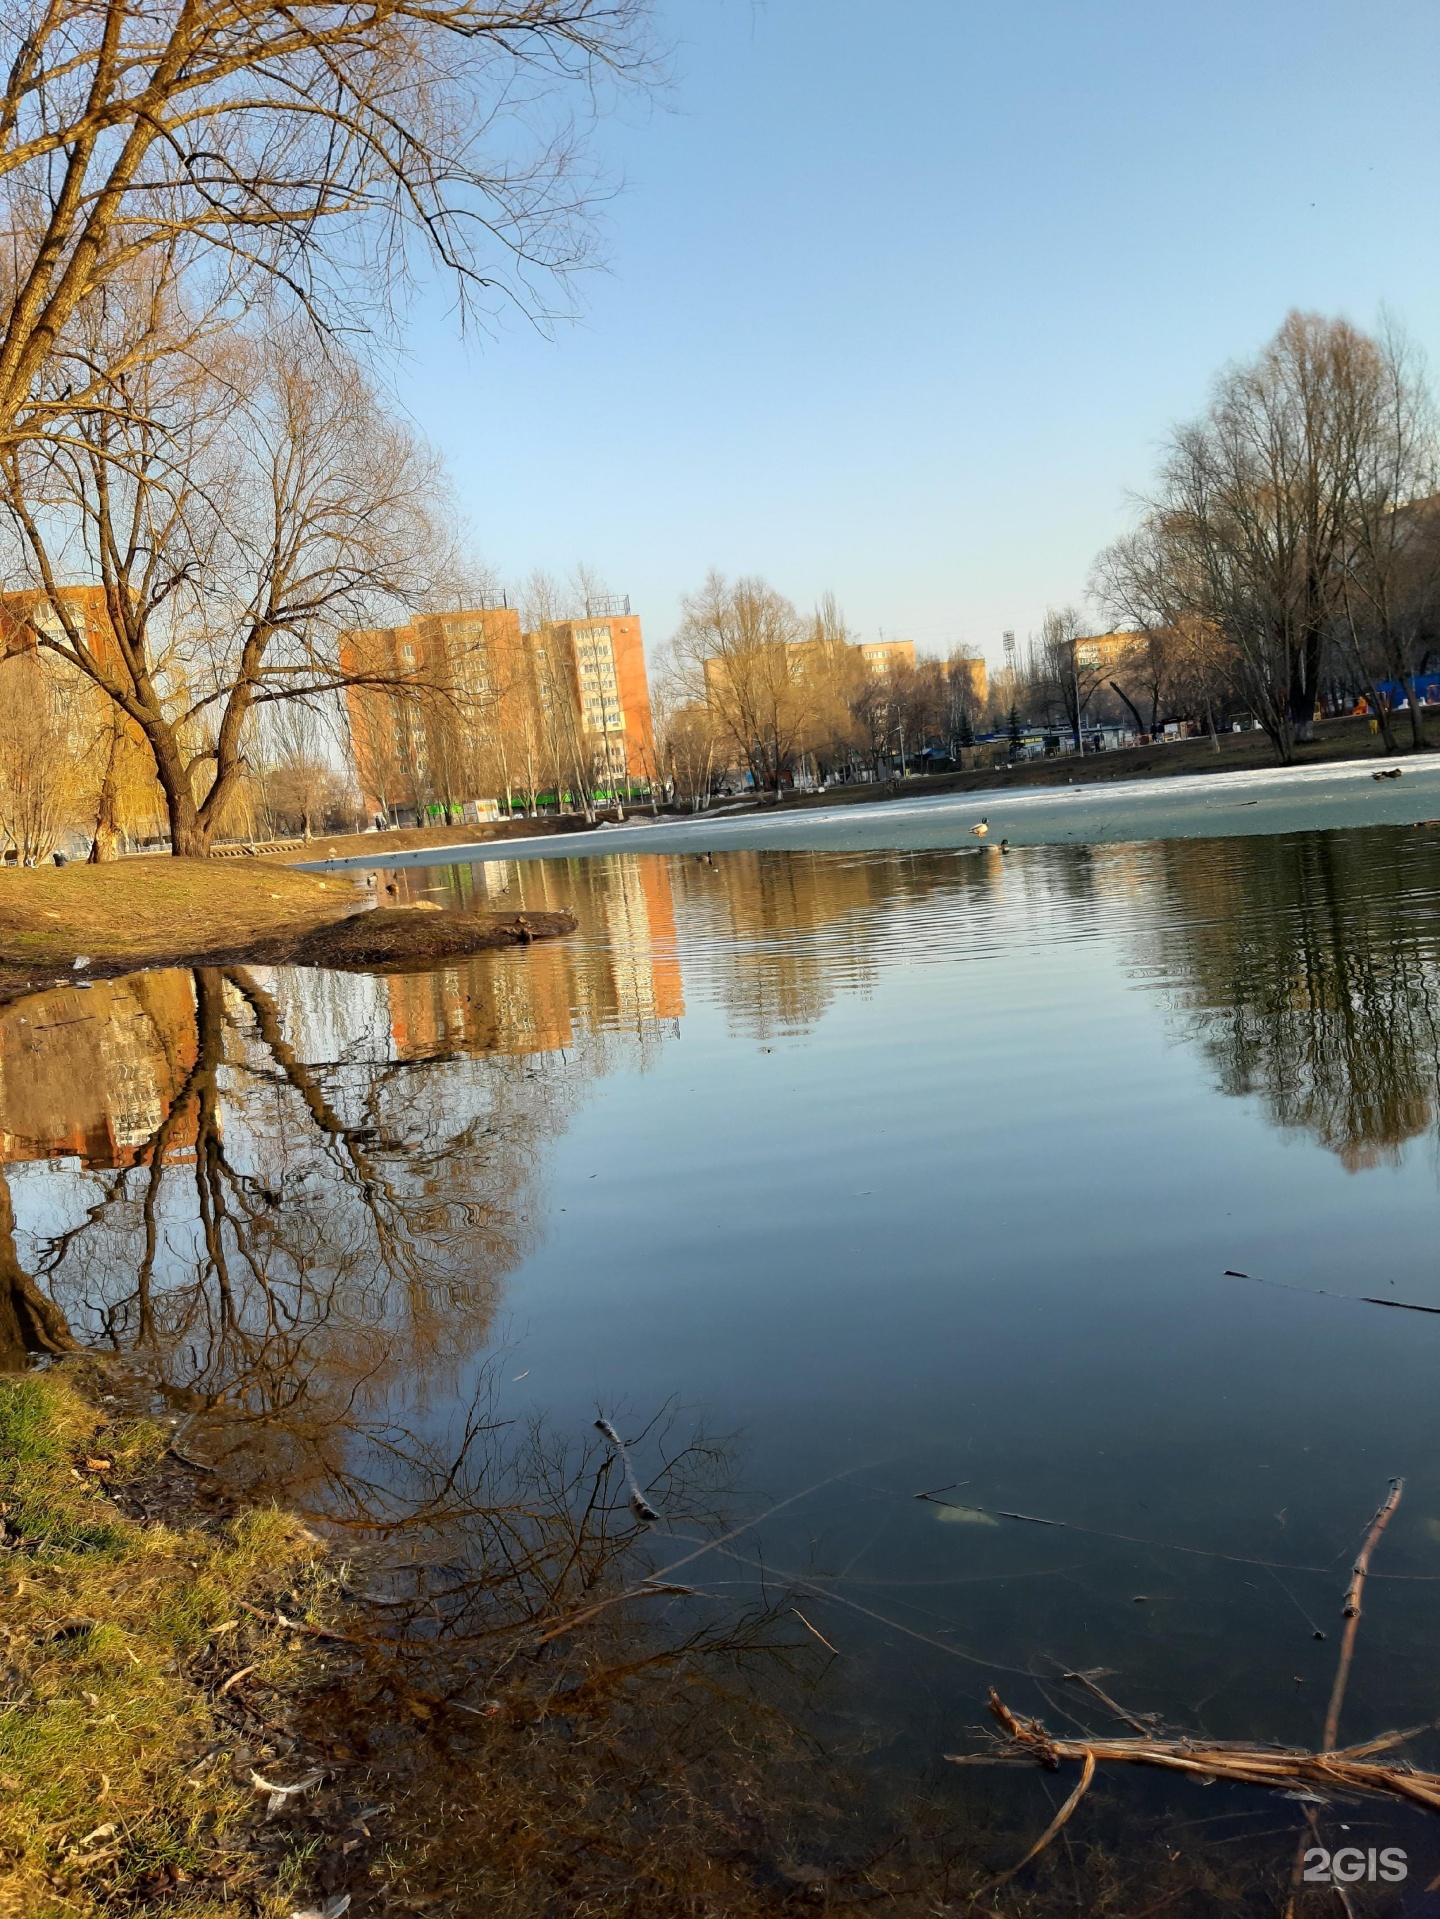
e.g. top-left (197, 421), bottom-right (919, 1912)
top-left (1324, 1478), bottom-right (1403, 1752)
top-left (951, 1690), bottom-right (1440, 1817)
top-left (1223, 1268), bottom-right (1440, 1316)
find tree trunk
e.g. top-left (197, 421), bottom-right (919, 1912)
top-left (1370, 684), bottom-right (1397, 753)
top-left (0, 1170), bottom-right (79, 1370)
top-left (1288, 627), bottom-right (1324, 743)
top-left (1264, 714), bottom-right (1296, 765)
top-left (142, 721), bottom-right (212, 856)
top-left (88, 725), bottom-right (122, 862)
top-left (1110, 680), bottom-right (1146, 737)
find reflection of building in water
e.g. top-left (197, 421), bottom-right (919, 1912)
top-left (385, 856), bottom-right (684, 1060)
top-left (0, 974), bottom-right (198, 1167)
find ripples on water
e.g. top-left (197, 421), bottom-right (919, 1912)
top-left (9, 827), bottom-right (1440, 1888)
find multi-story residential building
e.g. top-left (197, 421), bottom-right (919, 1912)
top-left (1074, 629), bottom-right (1140, 674)
top-left (343, 595), bottom-right (657, 821)
top-left (342, 602), bottom-right (536, 822)
top-left (0, 585), bottom-right (171, 855)
top-left (0, 584), bottom-right (120, 664)
top-left (525, 601), bottom-right (655, 786)
top-left (857, 638), bottom-right (916, 675)
top-left (949, 651), bottom-right (988, 709)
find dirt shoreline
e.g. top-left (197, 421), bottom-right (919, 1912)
top-left (0, 862), bottom-right (577, 1005)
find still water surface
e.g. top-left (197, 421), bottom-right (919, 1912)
top-left (8, 827), bottom-right (1440, 1869)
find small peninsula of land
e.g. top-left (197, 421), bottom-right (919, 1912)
top-left (0, 862), bottom-right (575, 1004)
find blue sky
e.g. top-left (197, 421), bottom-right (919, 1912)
top-left (395, 0), bottom-right (1440, 668)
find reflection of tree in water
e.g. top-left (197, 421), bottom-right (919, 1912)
top-left (1144, 833), bottom-right (1440, 1169)
top-left (668, 848), bottom-right (1015, 1037)
top-left (1, 962), bottom-right (640, 1484)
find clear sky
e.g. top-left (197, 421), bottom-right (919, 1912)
top-left (394, 0), bottom-right (1440, 669)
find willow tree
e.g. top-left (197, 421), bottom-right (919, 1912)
top-left (1, 305), bottom-right (448, 855)
top-left (1098, 313), bottom-right (1439, 762)
top-left (0, 0), bottom-right (655, 456)
top-left (670, 573), bottom-right (808, 799)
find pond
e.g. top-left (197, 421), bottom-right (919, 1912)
top-left (8, 822), bottom-right (1440, 1896)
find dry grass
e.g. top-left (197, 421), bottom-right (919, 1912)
top-left (0, 863), bottom-right (360, 997)
top-left (0, 1368), bottom-right (336, 1918)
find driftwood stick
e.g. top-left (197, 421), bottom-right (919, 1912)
top-left (1288, 1477), bottom-right (1406, 1915)
top-left (958, 1690), bottom-right (1440, 1818)
top-left (1323, 1477), bottom-right (1403, 1753)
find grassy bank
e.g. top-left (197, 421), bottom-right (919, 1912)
top-left (0, 1367), bottom-right (824, 1919)
top-left (0, 1368), bottom-right (336, 1918)
top-left (0, 1368), bottom-right (1320, 1916)
top-left (0, 863), bottom-right (362, 1000)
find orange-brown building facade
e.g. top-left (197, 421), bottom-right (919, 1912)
top-left (0, 584), bottom-right (117, 665)
top-left (532, 612), bottom-right (655, 785)
top-left (342, 601), bottom-right (656, 820)
top-left (342, 605), bottom-right (531, 822)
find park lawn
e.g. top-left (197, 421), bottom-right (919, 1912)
top-left (0, 861), bottom-right (360, 986)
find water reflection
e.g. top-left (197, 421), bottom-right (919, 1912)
top-left (9, 833), bottom-right (1440, 1395)
top-left (1144, 832), bottom-right (1440, 1168)
top-left (11, 829), bottom-right (1440, 1892)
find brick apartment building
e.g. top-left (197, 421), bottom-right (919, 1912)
top-left (857, 638), bottom-right (916, 674)
top-left (0, 583), bottom-right (116, 662)
top-left (342, 597), bottom-right (656, 822)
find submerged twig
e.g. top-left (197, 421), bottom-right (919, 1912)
top-left (791, 1609), bottom-right (839, 1657)
top-left (594, 1417), bottom-right (660, 1525)
top-left (1223, 1268), bottom-right (1440, 1317)
top-left (1323, 1478), bottom-right (1404, 1752)
top-left (983, 1748), bottom-right (1096, 1894)
top-left (956, 1690), bottom-right (1440, 1816)
top-left (1057, 1667), bottom-right (1159, 1736)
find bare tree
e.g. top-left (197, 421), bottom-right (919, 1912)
top-left (0, 649), bottom-right (100, 862)
top-left (1109, 313), bottom-right (1436, 762)
top-left (1336, 326), bottom-right (1440, 751)
top-left (261, 697), bottom-right (344, 838)
top-left (1, 311), bottom-right (449, 855)
top-left (1032, 604), bottom-right (1106, 751)
top-left (0, 1), bottom-right (656, 456)
top-left (670, 573), bottom-right (806, 800)
top-left (649, 643), bottom-right (716, 810)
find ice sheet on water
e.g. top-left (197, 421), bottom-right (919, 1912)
top-left (305, 759), bottom-right (1440, 874)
